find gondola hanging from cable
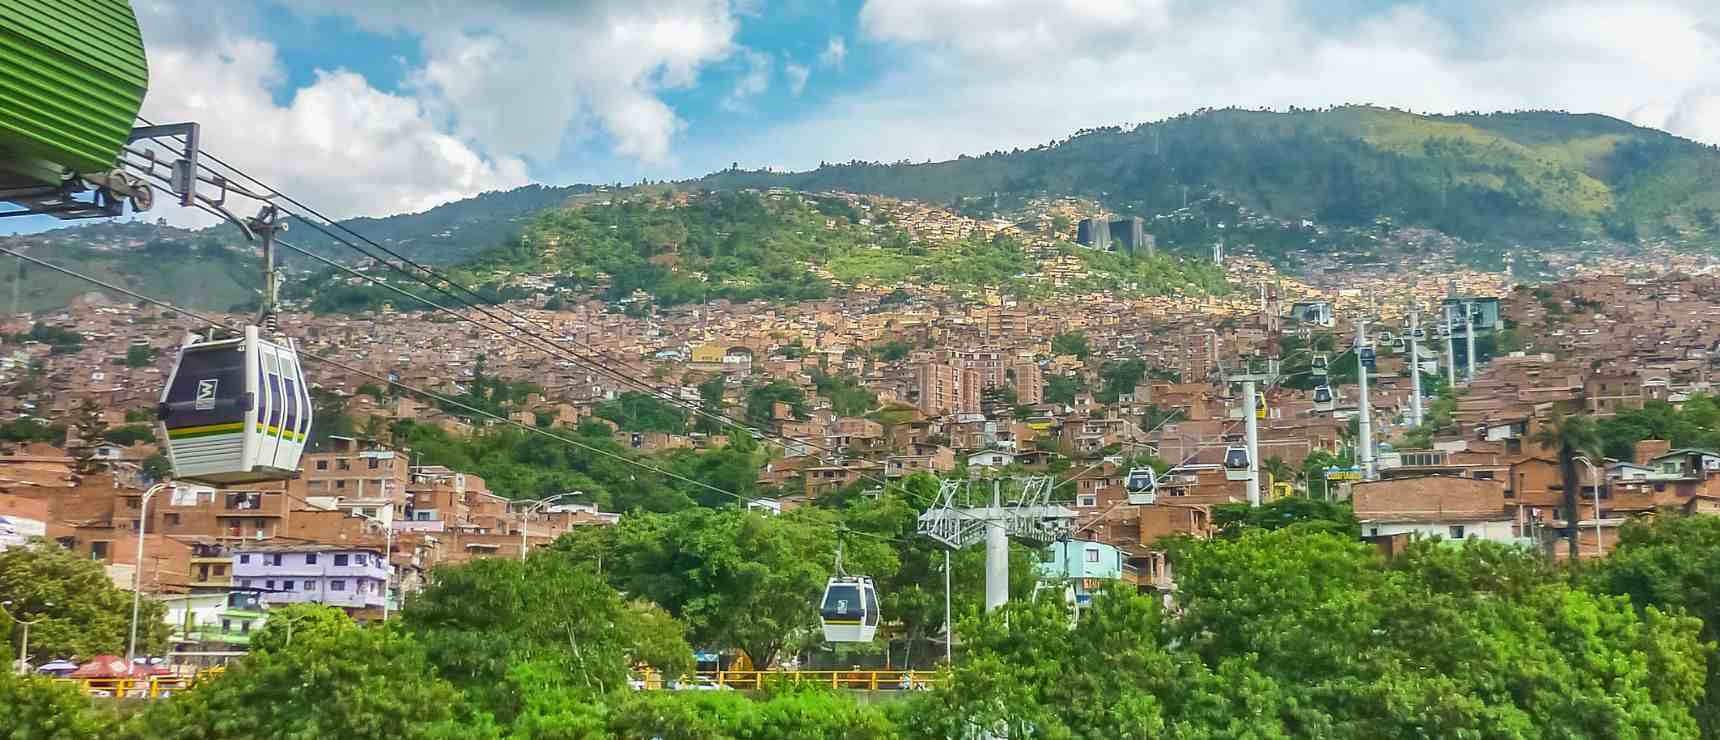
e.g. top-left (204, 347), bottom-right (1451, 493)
top-left (1313, 385), bottom-right (1335, 413)
top-left (1359, 347), bottom-right (1377, 372)
top-left (820, 529), bottom-right (880, 643)
top-left (1311, 353), bottom-right (1329, 376)
top-left (1254, 391), bottom-right (1268, 419)
top-left (1223, 445), bottom-right (1251, 481)
top-left (1124, 467), bottom-right (1158, 505)
top-left (157, 206), bottom-right (312, 485)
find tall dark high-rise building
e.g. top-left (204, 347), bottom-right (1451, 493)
top-left (1109, 216), bottom-right (1151, 256)
top-left (1075, 217), bottom-right (1111, 251)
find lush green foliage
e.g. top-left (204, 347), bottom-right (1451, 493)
top-left (1595, 396), bottom-right (1720, 461)
top-left (1049, 331), bottom-right (1090, 359)
top-left (917, 530), bottom-right (1707, 738)
top-left (0, 541), bottom-right (168, 661)
top-left (811, 370), bottom-right (878, 417)
top-left (746, 380), bottom-right (809, 428)
top-left (1211, 495), bottom-right (1359, 537)
top-left (0, 671), bottom-right (118, 739)
top-left (594, 391), bottom-right (689, 434)
top-left (100, 424), bottom-right (155, 447)
top-left (702, 106), bottom-right (1720, 248)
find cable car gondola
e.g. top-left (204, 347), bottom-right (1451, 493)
top-left (820, 530), bottom-right (880, 643)
top-left (159, 325), bottom-right (312, 485)
top-left (1311, 353), bottom-right (1329, 377)
top-left (1255, 391), bottom-right (1268, 420)
top-left (1390, 337), bottom-right (1406, 353)
top-left (1124, 467), bottom-right (1158, 505)
top-left (157, 207), bottom-right (311, 485)
top-left (1313, 385), bottom-right (1335, 413)
top-left (1223, 445), bottom-right (1251, 481)
top-left (1359, 347), bottom-right (1377, 372)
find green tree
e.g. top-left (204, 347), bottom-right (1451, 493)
top-left (1043, 374), bottom-right (1082, 405)
top-left (101, 424), bottom-right (156, 446)
top-left (1592, 514), bottom-right (1720, 735)
top-left (0, 671), bottom-right (119, 739)
top-left (130, 616), bottom-right (495, 740)
top-left (1050, 331), bottom-right (1090, 359)
top-left (695, 375), bottom-right (728, 435)
top-left (745, 380), bottom-right (809, 429)
top-left (400, 553), bottom-right (649, 720)
top-left (0, 541), bottom-right (168, 661)
top-left (595, 391), bottom-right (688, 434)
top-left (558, 507), bottom-right (894, 669)
top-left (1530, 412), bottom-right (1602, 560)
top-left (877, 340), bottom-right (913, 363)
top-left (123, 344), bottom-right (156, 368)
top-left (1096, 359), bottom-right (1146, 403)
top-left (1210, 496), bottom-right (1359, 538)
top-left (356, 382), bottom-right (386, 401)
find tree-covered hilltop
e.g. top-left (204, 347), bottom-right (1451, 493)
top-left (701, 106), bottom-right (1720, 248)
top-left (462, 189), bottom-right (1226, 307)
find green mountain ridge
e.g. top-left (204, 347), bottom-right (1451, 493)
top-left (699, 106), bottom-right (1720, 247)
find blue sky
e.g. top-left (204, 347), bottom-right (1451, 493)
top-left (30, 0), bottom-right (1720, 230)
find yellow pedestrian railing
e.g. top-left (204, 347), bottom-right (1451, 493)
top-left (664, 669), bottom-right (940, 691)
top-left (52, 667), bottom-right (226, 699)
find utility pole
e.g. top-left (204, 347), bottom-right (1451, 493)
top-left (1356, 319), bottom-right (1376, 481)
top-left (1463, 300), bottom-right (1477, 385)
top-left (1408, 307), bottom-right (1424, 428)
top-left (1444, 304), bottom-right (1458, 388)
top-left (1242, 378), bottom-right (1260, 507)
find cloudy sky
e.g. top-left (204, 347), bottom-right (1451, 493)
top-left (90, 0), bottom-right (1720, 224)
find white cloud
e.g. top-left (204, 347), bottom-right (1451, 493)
top-left (722, 49), bottom-right (773, 110)
top-left (131, 4), bottom-right (529, 225)
top-left (732, 0), bottom-right (1720, 171)
top-left (294, 0), bottom-right (742, 165)
top-left (819, 35), bottom-right (847, 69)
top-left (785, 61), bottom-right (811, 96)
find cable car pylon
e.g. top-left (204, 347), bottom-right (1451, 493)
top-left (917, 477), bottom-right (1075, 612)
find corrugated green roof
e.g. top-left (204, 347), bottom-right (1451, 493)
top-left (0, 0), bottom-right (149, 180)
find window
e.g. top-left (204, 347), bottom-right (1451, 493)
top-left (1084, 548), bottom-right (1100, 563)
top-left (331, 580), bottom-right (346, 591)
top-left (1369, 527), bottom-right (1379, 537)
top-left (1077, 494), bottom-right (1097, 508)
top-left (239, 554), bottom-right (250, 564)
top-left (304, 581), bottom-right (315, 590)
top-left (338, 459), bottom-right (352, 471)
top-left (165, 513), bottom-right (181, 526)
top-left (336, 480), bottom-right (347, 489)
top-left (240, 621), bottom-right (250, 634)
top-left (305, 553), bottom-right (318, 565)
top-left (368, 458), bottom-right (379, 470)
top-left (222, 619), bottom-right (231, 632)
top-left (240, 579), bottom-right (251, 587)
top-left (1473, 471), bottom-right (1495, 480)
top-left (90, 541), bottom-right (110, 561)
top-left (268, 554), bottom-right (283, 566)
top-left (334, 554), bottom-right (349, 566)
top-left (316, 459), bottom-right (328, 470)
top-left (281, 580), bottom-right (293, 590)
top-left (1448, 525), bottom-right (1467, 540)
top-left (213, 565), bottom-right (226, 576)
top-left (265, 579), bottom-right (275, 590)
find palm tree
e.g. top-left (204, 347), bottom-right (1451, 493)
top-left (1531, 413), bottom-right (1602, 560)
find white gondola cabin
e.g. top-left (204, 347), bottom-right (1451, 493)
top-left (1313, 385), bottom-right (1335, 413)
top-left (820, 575), bottom-right (880, 642)
top-left (1124, 467), bottom-right (1158, 505)
top-left (1311, 353), bottom-right (1329, 376)
top-left (1359, 347), bottom-right (1377, 372)
top-left (1223, 445), bottom-right (1251, 481)
top-left (158, 326), bottom-right (312, 485)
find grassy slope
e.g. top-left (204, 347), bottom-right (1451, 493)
top-left (699, 106), bottom-right (1720, 245)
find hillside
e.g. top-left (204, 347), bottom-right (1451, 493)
top-left (0, 222), bottom-right (259, 313)
top-left (440, 190), bottom-right (1227, 310)
top-left (270, 183), bottom-right (591, 265)
top-left (699, 106), bottom-right (1720, 248)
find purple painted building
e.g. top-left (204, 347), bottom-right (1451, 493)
top-left (232, 544), bottom-right (389, 614)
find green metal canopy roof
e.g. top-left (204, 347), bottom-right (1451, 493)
top-left (0, 0), bottom-right (149, 184)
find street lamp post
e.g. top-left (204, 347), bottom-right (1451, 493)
top-left (1, 600), bottom-right (52, 676)
top-left (353, 512), bottom-right (394, 621)
top-left (517, 492), bottom-right (585, 561)
top-left (127, 482), bottom-right (170, 666)
top-left (1573, 455), bottom-right (1605, 558)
